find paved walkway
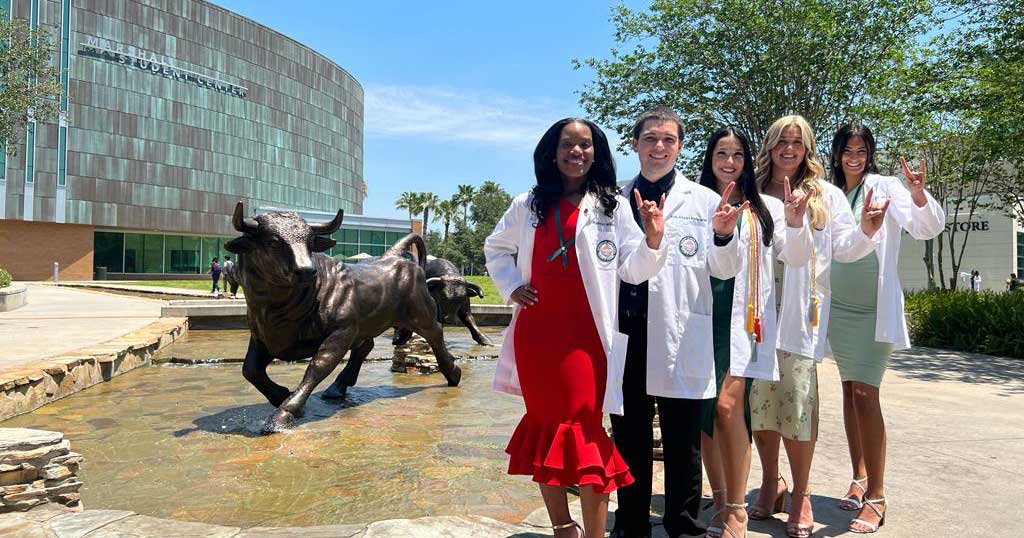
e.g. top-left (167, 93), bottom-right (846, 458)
top-left (0, 283), bottom-right (165, 369)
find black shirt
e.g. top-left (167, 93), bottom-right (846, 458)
top-left (618, 170), bottom-right (676, 330)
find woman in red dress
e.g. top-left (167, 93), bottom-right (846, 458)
top-left (485, 118), bottom-right (666, 537)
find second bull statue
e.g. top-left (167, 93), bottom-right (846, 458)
top-left (224, 202), bottom-right (462, 433)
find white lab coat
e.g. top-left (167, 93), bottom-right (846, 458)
top-left (485, 191), bottom-right (668, 415)
top-left (621, 174), bottom-right (740, 400)
top-left (776, 182), bottom-right (878, 361)
top-left (859, 174), bottom-right (945, 347)
top-left (726, 196), bottom-right (812, 381)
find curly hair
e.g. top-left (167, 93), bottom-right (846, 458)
top-left (530, 118), bottom-right (618, 227)
top-left (755, 115), bottom-right (828, 229)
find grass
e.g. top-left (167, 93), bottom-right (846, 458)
top-left (466, 275), bottom-right (502, 305)
top-left (113, 276), bottom-right (505, 304)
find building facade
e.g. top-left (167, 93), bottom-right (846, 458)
top-left (0, 0), bottom-right (407, 280)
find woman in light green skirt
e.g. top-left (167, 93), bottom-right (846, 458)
top-left (827, 123), bottom-right (945, 534)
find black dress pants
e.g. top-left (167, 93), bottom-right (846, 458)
top-left (611, 324), bottom-right (706, 538)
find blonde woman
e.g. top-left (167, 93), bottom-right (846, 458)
top-left (746, 115), bottom-right (889, 538)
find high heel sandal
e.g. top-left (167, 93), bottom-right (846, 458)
top-left (747, 476), bottom-right (787, 520)
top-left (839, 477), bottom-right (868, 511)
top-left (849, 498), bottom-right (887, 534)
top-left (720, 502), bottom-right (749, 538)
top-left (786, 490), bottom-right (815, 538)
top-left (552, 520), bottom-right (584, 538)
top-left (706, 489), bottom-right (727, 538)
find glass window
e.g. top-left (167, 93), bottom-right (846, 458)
top-left (57, 127), bottom-right (67, 187)
top-left (24, 123), bottom-right (34, 184)
top-left (341, 228), bottom-right (358, 244)
top-left (367, 230), bottom-right (385, 245)
top-left (386, 231), bottom-right (406, 244)
top-left (144, 235), bottom-right (164, 273)
top-left (367, 244), bottom-right (385, 256)
top-left (337, 243), bottom-right (358, 257)
top-left (93, 232), bottom-right (124, 273)
top-left (1018, 232), bottom-right (1024, 277)
top-left (124, 234), bottom-right (144, 273)
top-left (166, 235), bottom-right (200, 274)
top-left (201, 237), bottom-right (219, 265)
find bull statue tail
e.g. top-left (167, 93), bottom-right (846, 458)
top-left (384, 233), bottom-right (427, 270)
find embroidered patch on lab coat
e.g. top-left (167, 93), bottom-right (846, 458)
top-left (596, 240), bottom-right (617, 262)
top-left (679, 235), bottom-right (699, 257)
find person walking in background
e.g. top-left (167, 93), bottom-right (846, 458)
top-left (696, 126), bottom-right (812, 538)
top-left (611, 107), bottom-right (744, 538)
top-left (223, 255), bottom-right (240, 298)
top-left (826, 124), bottom-right (945, 534)
top-left (748, 115), bottom-right (885, 538)
top-left (485, 117), bottom-right (668, 538)
top-left (1007, 273), bottom-right (1020, 292)
top-left (971, 270), bottom-right (982, 292)
top-left (210, 257), bottom-right (222, 295)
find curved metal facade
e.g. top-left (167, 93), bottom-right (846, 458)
top-left (3, 0), bottom-right (365, 236)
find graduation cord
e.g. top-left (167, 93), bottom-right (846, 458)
top-left (810, 234), bottom-right (820, 328)
top-left (546, 203), bottom-right (575, 269)
top-left (745, 207), bottom-right (763, 344)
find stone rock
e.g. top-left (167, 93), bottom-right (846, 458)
top-left (49, 453), bottom-right (83, 466)
top-left (0, 440), bottom-right (71, 468)
top-left (3, 487), bottom-right (48, 502)
top-left (54, 492), bottom-right (80, 507)
top-left (48, 509), bottom-right (134, 538)
top-left (39, 465), bottom-right (71, 482)
top-left (0, 496), bottom-right (46, 512)
top-left (91, 514), bottom-right (239, 537)
top-left (0, 484), bottom-right (29, 495)
top-left (362, 515), bottom-right (543, 538)
top-left (390, 353), bottom-right (440, 374)
top-left (0, 429), bottom-right (63, 453)
top-left (235, 524), bottom-right (366, 537)
top-left (0, 463), bottom-right (36, 486)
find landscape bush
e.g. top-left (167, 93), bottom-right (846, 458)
top-left (0, 267), bottom-right (11, 288)
top-left (905, 289), bottom-right (1024, 359)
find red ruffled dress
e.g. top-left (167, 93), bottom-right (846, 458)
top-left (506, 198), bottom-right (634, 493)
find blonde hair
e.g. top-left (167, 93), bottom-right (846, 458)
top-left (755, 115), bottom-right (828, 229)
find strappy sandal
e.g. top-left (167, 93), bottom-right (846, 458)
top-left (720, 502), bottom-right (749, 538)
top-left (552, 520), bottom-right (584, 538)
top-left (786, 490), bottom-right (815, 538)
top-left (849, 498), bottom-right (887, 534)
top-left (839, 477), bottom-right (868, 511)
top-left (706, 489), bottom-right (727, 538)
top-left (748, 476), bottom-right (787, 520)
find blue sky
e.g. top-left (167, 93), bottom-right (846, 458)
top-left (212, 0), bottom-right (647, 219)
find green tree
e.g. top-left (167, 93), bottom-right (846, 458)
top-left (419, 192), bottom-right (440, 240)
top-left (0, 15), bottom-right (61, 153)
top-left (470, 180), bottom-right (512, 236)
top-left (454, 184), bottom-right (476, 223)
top-left (434, 199), bottom-right (457, 242)
top-left (575, 0), bottom-right (931, 165)
top-left (395, 191), bottom-right (418, 222)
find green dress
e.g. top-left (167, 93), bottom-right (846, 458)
top-left (828, 182), bottom-right (896, 387)
top-left (701, 212), bottom-right (752, 438)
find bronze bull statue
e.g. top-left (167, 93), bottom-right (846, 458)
top-left (393, 257), bottom-right (493, 346)
top-left (224, 202), bottom-right (462, 433)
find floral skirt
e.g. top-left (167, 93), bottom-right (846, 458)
top-left (749, 350), bottom-right (818, 441)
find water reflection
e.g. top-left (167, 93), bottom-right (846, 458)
top-left (2, 328), bottom-right (538, 528)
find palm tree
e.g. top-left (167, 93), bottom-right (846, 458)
top-left (419, 192), bottom-right (440, 239)
top-left (434, 199), bottom-right (457, 242)
top-left (395, 192), bottom-right (417, 223)
top-left (478, 180), bottom-right (503, 196)
top-left (455, 184), bottom-right (476, 223)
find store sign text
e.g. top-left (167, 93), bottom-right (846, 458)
top-left (78, 36), bottom-right (248, 98)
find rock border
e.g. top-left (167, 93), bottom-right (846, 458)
top-left (0, 318), bottom-right (188, 421)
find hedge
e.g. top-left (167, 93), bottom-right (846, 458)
top-left (905, 289), bottom-right (1024, 359)
top-left (0, 267), bottom-right (10, 288)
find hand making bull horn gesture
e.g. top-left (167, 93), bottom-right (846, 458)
top-left (633, 189), bottom-right (667, 249)
top-left (860, 188), bottom-right (891, 237)
top-left (784, 175), bottom-right (814, 227)
top-left (901, 156), bottom-right (930, 207)
top-left (711, 181), bottom-right (749, 236)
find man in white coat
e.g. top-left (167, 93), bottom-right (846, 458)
top-left (610, 108), bottom-right (742, 538)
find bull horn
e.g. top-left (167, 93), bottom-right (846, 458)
top-left (310, 209), bottom-right (344, 235)
top-left (425, 277), bottom-right (444, 287)
top-left (232, 202), bottom-right (259, 233)
top-left (466, 281), bottom-right (484, 297)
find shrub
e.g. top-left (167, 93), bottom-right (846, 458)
top-left (0, 267), bottom-right (10, 288)
top-left (905, 289), bottom-right (1024, 359)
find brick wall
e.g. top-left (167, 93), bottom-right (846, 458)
top-left (0, 221), bottom-right (94, 281)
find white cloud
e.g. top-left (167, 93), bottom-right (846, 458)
top-left (364, 85), bottom-right (564, 149)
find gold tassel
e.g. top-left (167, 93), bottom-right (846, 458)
top-left (746, 303), bottom-right (755, 334)
top-left (810, 297), bottom-right (820, 327)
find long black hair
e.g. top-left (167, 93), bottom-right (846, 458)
top-left (830, 123), bottom-right (879, 188)
top-left (699, 127), bottom-right (773, 246)
top-left (530, 118), bottom-right (618, 227)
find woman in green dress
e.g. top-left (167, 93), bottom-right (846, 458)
top-left (827, 124), bottom-right (945, 533)
top-left (697, 127), bottom-right (812, 538)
